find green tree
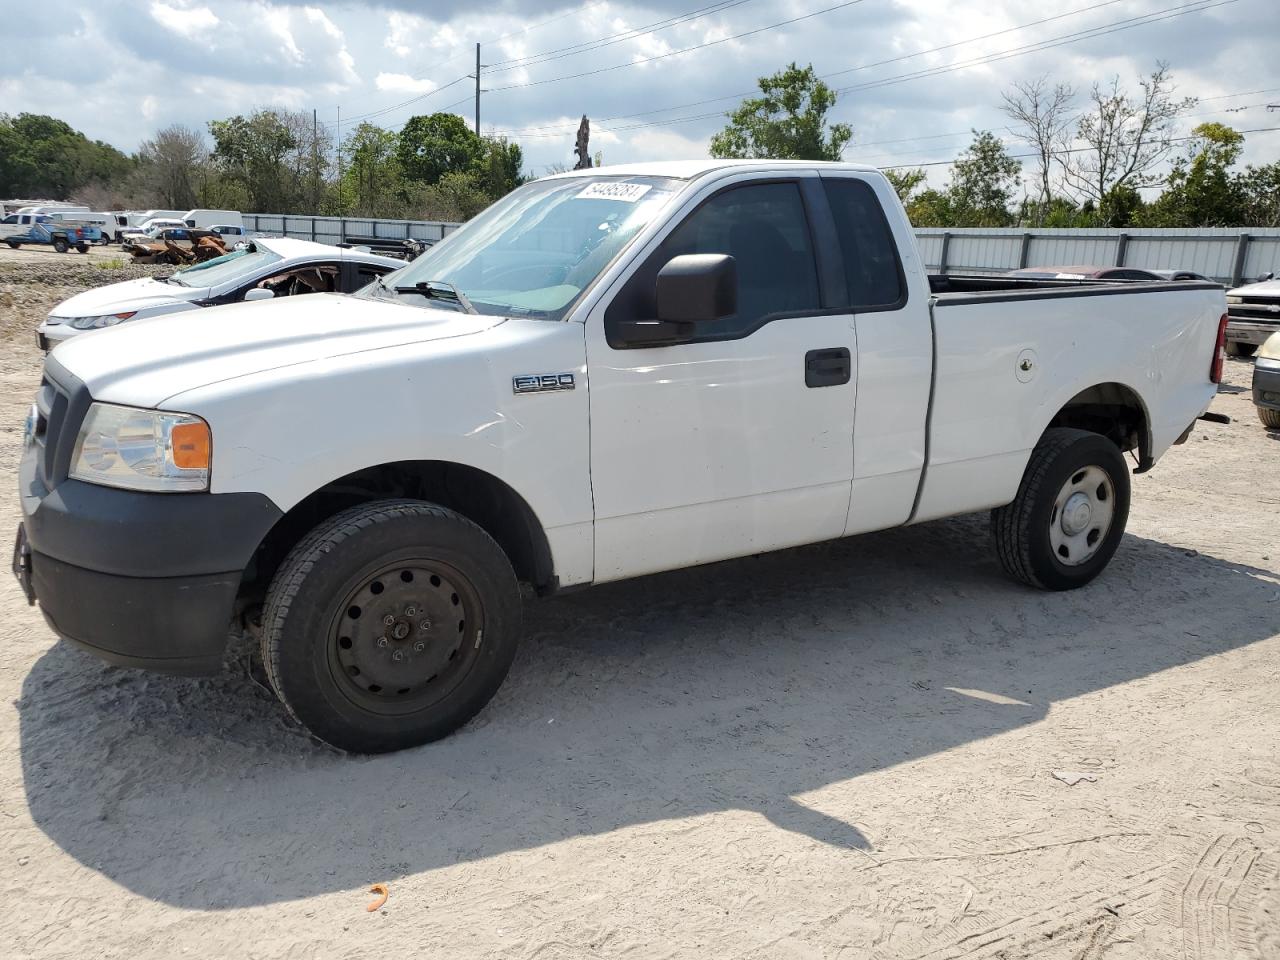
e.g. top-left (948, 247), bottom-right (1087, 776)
top-left (943, 130), bottom-right (1021, 227)
top-left (0, 113), bottom-right (133, 199)
top-left (341, 122), bottom-right (403, 217)
top-left (473, 136), bottom-right (526, 200)
top-left (1141, 123), bottom-right (1245, 227)
top-left (1239, 162), bottom-right (1280, 227)
top-left (208, 111), bottom-right (299, 211)
top-left (883, 168), bottom-right (927, 205)
top-left (398, 112), bottom-right (483, 185)
top-left (709, 63), bottom-right (851, 161)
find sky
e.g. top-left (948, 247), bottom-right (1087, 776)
top-left (2, 0), bottom-right (1278, 189)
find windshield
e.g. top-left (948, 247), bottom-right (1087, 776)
top-left (366, 175), bottom-right (682, 320)
top-left (168, 246), bottom-right (282, 287)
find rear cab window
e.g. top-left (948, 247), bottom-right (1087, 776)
top-left (821, 177), bottom-right (905, 310)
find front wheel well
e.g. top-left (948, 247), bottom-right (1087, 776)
top-left (1045, 382), bottom-right (1151, 471)
top-left (239, 461), bottom-right (555, 609)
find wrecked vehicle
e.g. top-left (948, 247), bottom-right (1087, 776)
top-left (36, 237), bottom-right (403, 349)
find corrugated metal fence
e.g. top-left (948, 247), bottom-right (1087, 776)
top-left (915, 227), bottom-right (1280, 285)
top-left (246, 214), bottom-right (1280, 286)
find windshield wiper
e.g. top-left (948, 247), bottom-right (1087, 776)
top-left (393, 279), bottom-right (478, 314)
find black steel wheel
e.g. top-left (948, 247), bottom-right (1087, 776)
top-left (327, 559), bottom-right (484, 713)
top-left (261, 499), bottom-right (521, 753)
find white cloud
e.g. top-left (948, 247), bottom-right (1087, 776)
top-left (148, 1), bottom-right (219, 38)
top-left (375, 73), bottom-right (438, 95)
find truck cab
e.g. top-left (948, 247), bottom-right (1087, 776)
top-left (14, 161), bottom-right (1226, 753)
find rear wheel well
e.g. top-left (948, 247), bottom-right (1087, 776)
top-left (1046, 383), bottom-right (1151, 471)
top-left (239, 461), bottom-right (555, 609)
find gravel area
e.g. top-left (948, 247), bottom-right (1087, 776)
top-left (0, 246), bottom-right (1277, 960)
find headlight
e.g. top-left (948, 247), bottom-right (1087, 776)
top-left (1259, 333), bottom-right (1280, 362)
top-left (68, 312), bottom-right (136, 330)
top-left (1226, 295), bottom-right (1243, 305)
top-left (70, 403), bottom-right (210, 492)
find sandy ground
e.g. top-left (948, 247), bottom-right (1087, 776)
top-left (0, 246), bottom-right (1277, 960)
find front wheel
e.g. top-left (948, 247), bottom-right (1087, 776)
top-left (992, 428), bottom-right (1131, 590)
top-left (4, 240), bottom-right (18, 250)
top-left (261, 500), bottom-right (521, 753)
top-left (1259, 406), bottom-right (1280, 429)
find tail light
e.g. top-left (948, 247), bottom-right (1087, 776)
top-left (1210, 312), bottom-right (1228, 384)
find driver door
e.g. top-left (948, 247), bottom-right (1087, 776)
top-left (584, 175), bottom-right (857, 582)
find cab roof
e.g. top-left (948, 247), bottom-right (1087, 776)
top-left (540, 158), bottom-right (881, 181)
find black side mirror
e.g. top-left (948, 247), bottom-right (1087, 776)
top-left (656, 253), bottom-right (737, 323)
top-left (617, 254), bottom-right (737, 346)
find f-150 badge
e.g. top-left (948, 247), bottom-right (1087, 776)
top-left (513, 373), bottom-right (576, 394)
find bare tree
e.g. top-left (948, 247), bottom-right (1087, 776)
top-left (1001, 76), bottom-right (1074, 223)
top-left (138, 125), bottom-right (207, 209)
top-left (1061, 62), bottom-right (1196, 221)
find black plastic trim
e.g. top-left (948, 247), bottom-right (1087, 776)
top-left (931, 279), bottom-right (1222, 308)
top-left (31, 551), bottom-right (235, 675)
top-left (1253, 364), bottom-right (1280, 411)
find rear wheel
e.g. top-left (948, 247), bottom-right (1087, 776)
top-left (992, 428), bottom-right (1131, 590)
top-left (76, 243), bottom-right (89, 254)
top-left (1226, 341), bottom-right (1257, 358)
top-left (1259, 406), bottom-right (1280, 429)
top-left (52, 238), bottom-right (69, 254)
top-left (261, 500), bottom-right (521, 753)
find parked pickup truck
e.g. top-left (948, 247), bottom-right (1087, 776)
top-left (1, 214), bottom-right (101, 253)
top-left (1224, 275), bottom-right (1280, 357)
top-left (13, 160), bottom-right (1228, 753)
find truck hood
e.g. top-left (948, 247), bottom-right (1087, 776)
top-left (49, 293), bottom-right (505, 408)
top-left (48, 276), bottom-right (203, 319)
top-left (1228, 278), bottom-right (1280, 298)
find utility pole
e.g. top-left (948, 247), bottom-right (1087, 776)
top-left (336, 105), bottom-right (342, 188)
top-left (474, 43), bottom-right (481, 135)
top-left (312, 108), bottom-right (319, 212)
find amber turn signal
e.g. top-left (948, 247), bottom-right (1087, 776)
top-left (170, 421), bottom-right (211, 470)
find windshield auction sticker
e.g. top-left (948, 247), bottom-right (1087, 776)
top-left (575, 182), bottom-right (654, 202)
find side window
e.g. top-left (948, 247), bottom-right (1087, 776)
top-left (608, 181), bottom-right (821, 343)
top-left (822, 178), bottom-right (904, 308)
top-left (350, 264), bottom-right (391, 292)
top-left (1, 215), bottom-right (16, 224)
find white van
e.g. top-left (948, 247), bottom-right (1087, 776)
top-left (182, 209), bottom-right (243, 231)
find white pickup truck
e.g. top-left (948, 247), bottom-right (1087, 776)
top-left (14, 160), bottom-right (1228, 753)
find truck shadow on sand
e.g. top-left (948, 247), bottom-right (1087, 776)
top-left (17, 513), bottom-right (1280, 909)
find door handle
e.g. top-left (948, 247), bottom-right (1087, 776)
top-left (805, 347), bottom-right (851, 387)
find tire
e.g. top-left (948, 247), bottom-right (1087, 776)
top-left (76, 244), bottom-right (89, 254)
top-left (1226, 341), bottom-right (1256, 358)
top-left (52, 238), bottom-right (69, 254)
top-left (1259, 406), bottom-right (1280, 429)
top-left (261, 499), bottom-right (521, 753)
top-left (4, 240), bottom-right (18, 250)
top-left (992, 428), bottom-right (1131, 591)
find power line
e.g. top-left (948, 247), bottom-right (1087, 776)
top-left (488, 0), bottom-right (1130, 136)
top-left (485, 0), bottom-right (760, 72)
top-left (499, 0), bottom-right (1237, 139)
top-left (878, 125), bottom-right (1280, 171)
top-left (486, 0), bottom-right (871, 94)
